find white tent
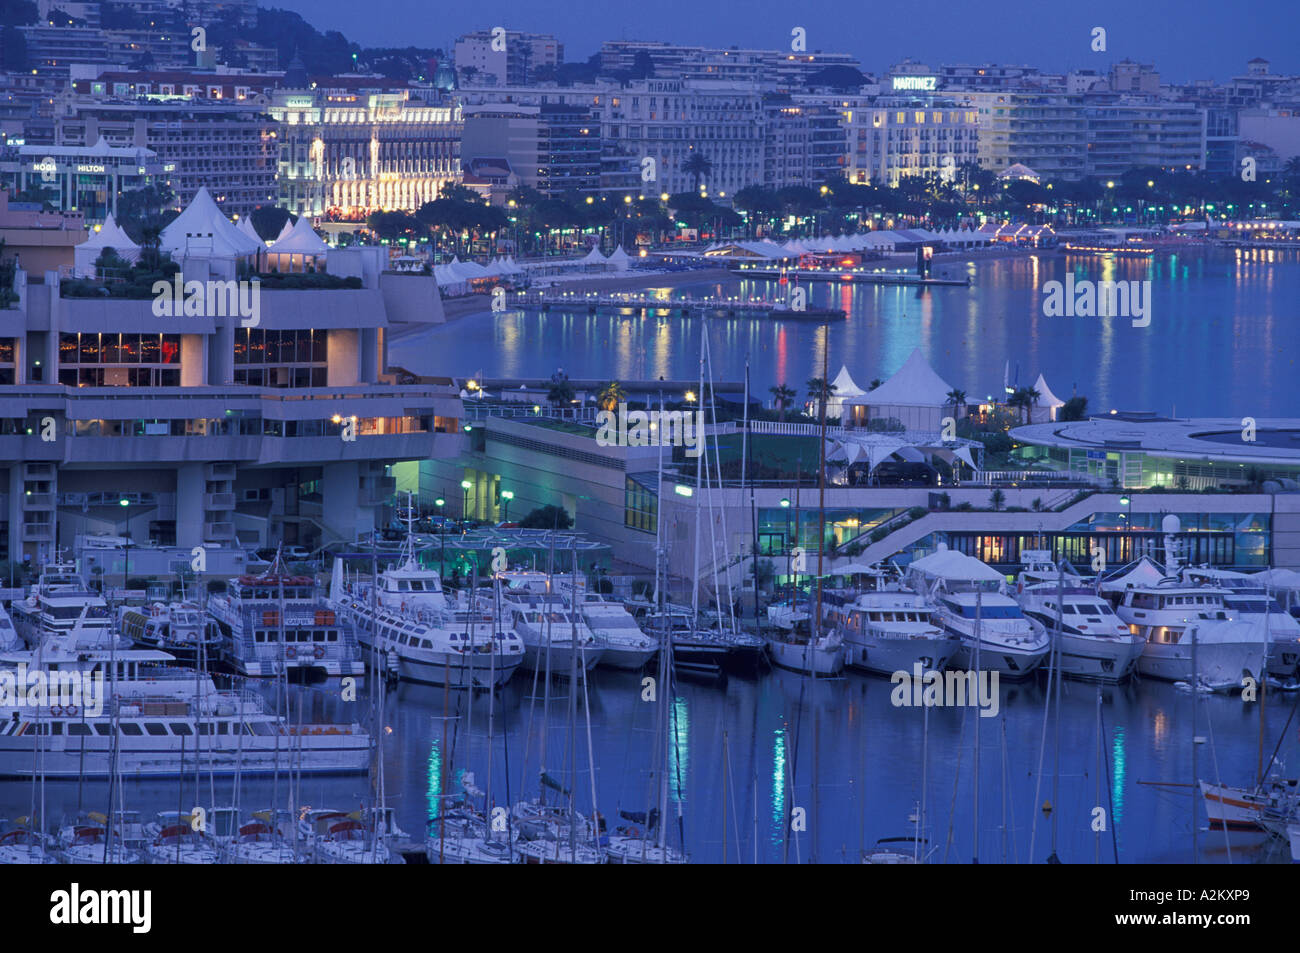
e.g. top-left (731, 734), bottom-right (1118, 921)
top-left (74, 213), bottom-right (140, 277)
top-left (275, 218), bottom-right (295, 242)
top-left (581, 246), bottom-right (609, 270)
top-left (840, 348), bottom-right (957, 432)
top-left (826, 364), bottom-right (866, 420)
top-left (265, 215), bottom-right (328, 272)
top-left (607, 245), bottom-right (632, 272)
top-left (160, 186), bottom-right (264, 259)
top-left (1031, 373), bottom-right (1066, 422)
top-left (1099, 556), bottom-right (1169, 594)
top-left (908, 548), bottom-right (1005, 583)
top-left (236, 215), bottom-right (266, 246)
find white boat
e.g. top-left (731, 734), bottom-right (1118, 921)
top-left (426, 810), bottom-right (517, 865)
top-left (1289, 823), bottom-right (1300, 862)
top-left (300, 810), bottom-right (400, 864)
top-left (604, 835), bottom-right (688, 864)
top-left (1183, 567), bottom-right (1300, 679)
top-left (0, 821), bottom-right (55, 863)
top-left (861, 836), bottom-right (928, 864)
top-left (143, 812), bottom-right (222, 864)
top-left (0, 603), bottom-right (18, 652)
top-left (495, 571), bottom-right (605, 674)
top-left (562, 589), bottom-right (658, 670)
top-left (824, 579), bottom-right (961, 677)
top-left (207, 808), bottom-right (299, 864)
top-left (1016, 582), bottom-right (1144, 682)
top-left (0, 648), bottom-right (371, 778)
top-left (907, 548), bottom-right (1048, 678)
top-left (1107, 575), bottom-right (1268, 689)
top-left (56, 815), bottom-right (144, 864)
top-left (331, 557), bottom-right (523, 689)
top-left (763, 607), bottom-right (845, 675)
top-left (117, 602), bottom-right (221, 666)
top-left (12, 560), bottom-right (123, 651)
top-left (208, 553), bottom-right (364, 678)
top-left (1199, 778), bottom-right (1300, 835)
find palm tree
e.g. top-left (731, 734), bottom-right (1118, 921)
top-left (597, 380), bottom-right (626, 412)
top-left (682, 151), bottom-right (714, 193)
top-left (769, 383), bottom-right (797, 421)
top-left (989, 489), bottom-right (1006, 511)
top-left (868, 378), bottom-right (882, 391)
top-left (547, 370), bottom-right (575, 410)
top-left (945, 388), bottom-right (967, 420)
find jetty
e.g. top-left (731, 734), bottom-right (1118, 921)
top-left (507, 290), bottom-right (845, 320)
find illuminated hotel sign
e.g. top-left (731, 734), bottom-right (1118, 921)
top-left (76, 164), bottom-right (106, 173)
top-left (892, 76), bottom-right (937, 91)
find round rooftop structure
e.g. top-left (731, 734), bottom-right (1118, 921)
top-left (1012, 417), bottom-right (1300, 468)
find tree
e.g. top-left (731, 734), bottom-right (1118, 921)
top-left (1059, 395), bottom-right (1089, 421)
top-left (868, 379), bottom-right (882, 391)
top-left (682, 151), bottom-right (713, 193)
top-left (769, 383), bottom-right (797, 421)
top-left (597, 380), bottom-right (626, 412)
top-left (249, 204), bottom-right (293, 241)
top-left (989, 489), bottom-right (1006, 511)
top-left (806, 377), bottom-right (837, 417)
top-left (945, 388), bottom-right (967, 419)
top-left (547, 370), bottom-right (575, 409)
top-left (520, 504), bottom-right (573, 530)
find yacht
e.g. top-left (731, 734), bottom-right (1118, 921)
top-left (823, 575), bottom-right (961, 677)
top-left (56, 813), bottom-right (143, 864)
top-left (117, 601), bottom-right (222, 666)
top-left (1104, 573), bottom-right (1268, 689)
top-left (561, 589), bottom-right (658, 670)
top-left (628, 600), bottom-right (764, 674)
top-left (0, 647), bottom-right (371, 778)
top-left (300, 809), bottom-right (400, 864)
top-left (330, 556), bottom-right (523, 689)
top-left (1198, 778), bottom-right (1299, 836)
top-left (907, 548), bottom-right (1049, 679)
top-left (0, 603), bottom-right (18, 652)
top-left (142, 812), bottom-right (222, 864)
top-left (426, 808), bottom-right (518, 865)
top-left (1183, 567), bottom-right (1300, 679)
top-left (763, 604), bottom-right (845, 676)
top-left (495, 571), bottom-right (605, 674)
top-left (0, 821), bottom-right (55, 863)
top-left (1016, 583), bottom-right (1144, 682)
top-left (207, 808), bottom-right (299, 864)
top-left (208, 555), bottom-right (365, 679)
top-left (12, 560), bottom-right (122, 651)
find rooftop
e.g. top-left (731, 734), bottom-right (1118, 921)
top-left (1012, 417), bottom-right (1300, 466)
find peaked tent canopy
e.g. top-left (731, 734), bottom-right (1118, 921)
top-left (844, 348), bottom-right (955, 408)
top-left (74, 213), bottom-right (141, 275)
top-left (160, 186), bottom-right (263, 258)
top-left (268, 215), bottom-right (330, 255)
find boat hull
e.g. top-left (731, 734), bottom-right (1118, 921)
top-left (1138, 640), bottom-right (1265, 688)
top-left (765, 637), bottom-right (845, 676)
top-left (1051, 631), bottom-right (1145, 683)
top-left (520, 642), bottom-right (604, 675)
top-left (843, 632), bottom-right (962, 678)
top-left (948, 635), bottom-right (1049, 680)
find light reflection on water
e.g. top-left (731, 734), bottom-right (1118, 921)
top-left (394, 248), bottom-right (1300, 416)
top-left (2, 669), bottom-right (1294, 863)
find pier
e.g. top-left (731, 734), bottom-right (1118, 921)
top-left (729, 266), bottom-right (971, 286)
top-left (507, 290), bottom-right (845, 320)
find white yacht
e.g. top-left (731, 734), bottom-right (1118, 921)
top-left (562, 589), bottom-right (658, 670)
top-left (495, 571), bottom-right (605, 674)
top-left (117, 601), bottom-right (221, 666)
top-left (763, 605), bottom-right (845, 676)
top-left (0, 603), bottom-right (18, 652)
top-left (300, 810), bottom-right (399, 864)
top-left (1104, 567), bottom-right (1268, 689)
top-left (208, 555), bottom-right (364, 679)
top-left (142, 812), bottom-right (222, 864)
top-left (207, 808), bottom-right (299, 864)
top-left (907, 548), bottom-right (1049, 679)
top-left (823, 575), bottom-right (961, 677)
top-left (56, 813), bottom-right (144, 864)
top-left (0, 647), bottom-right (371, 778)
top-left (1016, 582), bottom-right (1144, 682)
top-left (330, 555), bottom-right (523, 689)
top-left (12, 560), bottom-right (122, 651)
top-left (1183, 567), bottom-right (1300, 679)
top-left (0, 821), bottom-right (55, 863)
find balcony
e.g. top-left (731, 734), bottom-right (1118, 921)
top-left (22, 492), bottom-right (54, 508)
top-left (203, 521), bottom-right (235, 541)
top-left (22, 524), bottom-right (53, 541)
top-left (205, 492), bottom-right (236, 510)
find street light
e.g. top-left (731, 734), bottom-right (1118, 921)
top-left (501, 489), bottom-right (514, 523)
top-left (435, 497), bottom-right (446, 578)
top-left (780, 498), bottom-right (792, 602)
top-left (1119, 495), bottom-right (1132, 560)
top-left (461, 479), bottom-right (472, 523)
top-left (119, 497), bottom-right (130, 591)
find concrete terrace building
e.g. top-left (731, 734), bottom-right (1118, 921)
top-left (267, 86), bottom-right (462, 220)
top-left (598, 41), bottom-right (862, 92)
top-left (761, 96), bottom-right (846, 187)
top-left (0, 188), bottom-right (463, 565)
top-left (47, 96), bottom-right (277, 216)
top-left (453, 31), bottom-right (562, 87)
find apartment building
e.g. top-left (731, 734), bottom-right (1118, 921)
top-left (453, 31), bottom-right (562, 86)
top-left (825, 93), bottom-right (980, 186)
top-left (598, 41), bottom-right (862, 92)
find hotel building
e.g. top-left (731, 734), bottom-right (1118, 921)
top-left (0, 138), bottom-right (167, 224)
top-left (453, 31), bottom-right (563, 87)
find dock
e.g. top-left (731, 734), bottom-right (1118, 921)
top-left (729, 267), bottom-right (971, 287)
top-left (507, 290), bottom-right (844, 320)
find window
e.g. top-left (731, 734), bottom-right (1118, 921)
top-left (68, 723), bottom-right (92, 736)
top-left (145, 723), bottom-right (167, 736)
top-left (120, 723), bottom-right (142, 735)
